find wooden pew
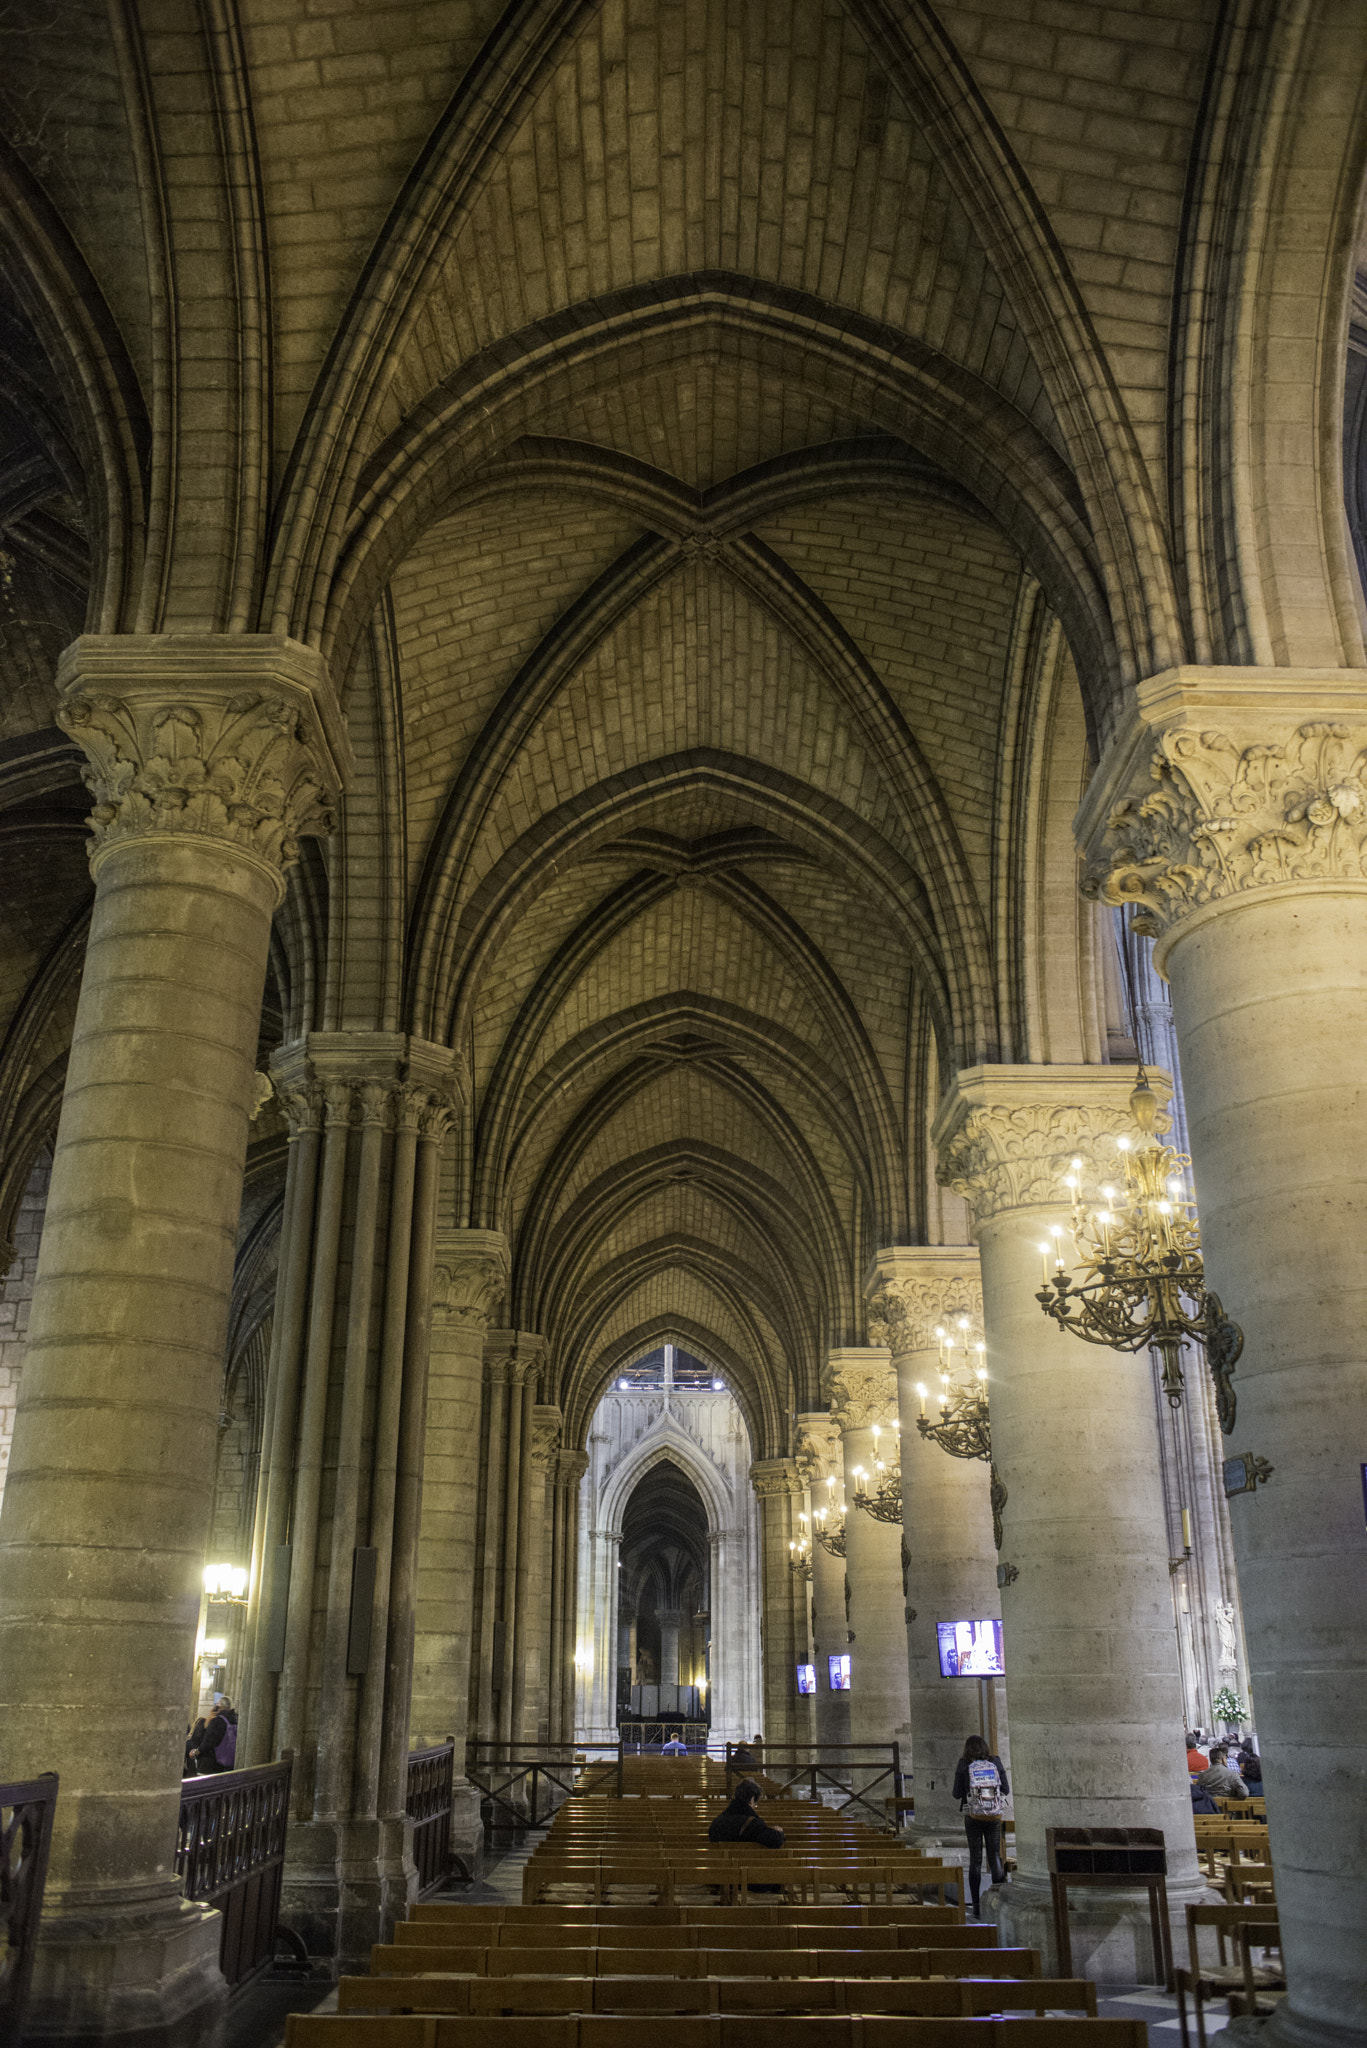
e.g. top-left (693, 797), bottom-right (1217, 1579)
top-left (286, 2015), bottom-right (1152, 2047)
top-left (336, 1976), bottom-right (1097, 2019)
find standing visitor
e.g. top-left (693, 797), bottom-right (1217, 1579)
top-left (953, 1733), bottom-right (1009, 1919)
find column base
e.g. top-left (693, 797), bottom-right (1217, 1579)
top-left (280, 1816), bottom-right (416, 1970)
top-left (451, 1781), bottom-right (486, 1878)
top-left (1262, 2004), bottom-right (1367, 2048)
top-left (983, 1873), bottom-right (1214, 1988)
top-left (20, 1889), bottom-right (225, 2048)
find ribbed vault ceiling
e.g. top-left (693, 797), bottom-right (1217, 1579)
top-left (3, 0), bottom-right (1364, 1458)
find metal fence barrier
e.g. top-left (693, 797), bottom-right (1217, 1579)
top-left (467, 1742), bottom-right (622, 1833)
top-left (724, 1741), bottom-right (905, 1828)
top-left (0, 1772), bottom-right (59, 2040)
top-left (176, 1757), bottom-right (291, 1987)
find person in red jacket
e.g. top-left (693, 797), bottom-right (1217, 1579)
top-left (1186, 1732), bottom-right (1209, 1771)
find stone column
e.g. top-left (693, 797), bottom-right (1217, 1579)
top-left (796, 1411), bottom-right (851, 1748)
top-left (411, 1229), bottom-right (508, 1867)
top-left (522, 1405), bottom-right (562, 1743)
top-left (256, 1035), bottom-right (458, 1962)
top-left (0, 634), bottom-right (348, 2046)
top-left (553, 1450), bottom-right (588, 1741)
top-left (828, 1348), bottom-right (911, 1756)
top-left (865, 1248), bottom-right (1005, 1846)
top-left (750, 1457), bottom-right (801, 1745)
top-left (1079, 672), bottom-right (1367, 2046)
top-left (934, 1064), bottom-right (1203, 1981)
top-left (657, 1607), bottom-right (685, 1690)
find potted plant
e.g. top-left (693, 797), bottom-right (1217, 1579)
top-left (1212, 1685), bottom-right (1247, 1739)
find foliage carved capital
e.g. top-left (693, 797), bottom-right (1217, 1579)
top-left (430, 1229), bottom-right (509, 1332)
top-left (750, 1456), bottom-right (800, 1501)
top-left (531, 1403), bottom-right (563, 1468)
top-left (868, 1273), bottom-right (983, 1354)
top-left (55, 636), bottom-right (352, 892)
top-left (828, 1357), bottom-right (898, 1435)
top-left (932, 1066), bottom-right (1165, 1227)
top-left (1076, 669), bottom-right (1367, 964)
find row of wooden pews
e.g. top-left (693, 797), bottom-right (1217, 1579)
top-left (285, 1787), bottom-right (1153, 2048)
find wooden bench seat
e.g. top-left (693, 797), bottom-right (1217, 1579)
top-left (397, 1921), bottom-right (996, 1952)
top-left (287, 2015), bottom-right (1150, 2048)
top-left (337, 1976), bottom-right (1095, 2019)
top-left (369, 1947), bottom-right (1044, 1983)
top-left (407, 1906), bottom-right (969, 1930)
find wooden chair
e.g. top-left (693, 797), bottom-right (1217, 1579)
top-left (1173, 1904), bottom-right (1283, 2048)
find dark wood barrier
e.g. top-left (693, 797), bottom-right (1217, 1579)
top-left (176, 1757), bottom-right (291, 1987)
top-left (0, 1772), bottom-right (59, 2039)
top-left (406, 1740), bottom-right (457, 1895)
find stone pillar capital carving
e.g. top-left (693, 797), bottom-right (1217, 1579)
top-left (794, 1410), bottom-right (841, 1488)
top-left (1075, 665), bottom-right (1367, 968)
top-left (55, 633), bottom-right (353, 895)
top-left (825, 1348), bottom-right (897, 1433)
top-left (750, 1456), bottom-right (799, 1501)
top-left (932, 1064), bottom-right (1168, 1228)
top-left (530, 1404), bottom-right (563, 1468)
top-left (430, 1228), bottom-right (509, 1333)
top-left (484, 1328), bottom-right (547, 1385)
top-left (270, 1033), bottom-right (464, 1139)
top-left (557, 1448), bottom-right (589, 1489)
top-left (863, 1246), bottom-right (982, 1354)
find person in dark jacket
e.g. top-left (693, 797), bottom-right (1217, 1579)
top-left (1236, 1746), bottom-right (1263, 1791)
top-left (730, 1735), bottom-right (762, 1773)
top-left (708, 1779), bottom-right (784, 1848)
top-left (189, 1704), bottom-right (230, 1775)
top-left (952, 1734), bottom-right (1009, 1918)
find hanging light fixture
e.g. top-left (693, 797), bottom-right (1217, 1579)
top-left (851, 1421), bottom-right (903, 1524)
top-left (914, 1316), bottom-right (1008, 1550)
top-left (788, 1513), bottom-right (814, 1580)
top-left (812, 1472), bottom-right (847, 1558)
top-left (1035, 1066), bottom-right (1244, 1427)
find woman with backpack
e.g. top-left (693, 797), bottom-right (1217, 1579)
top-left (953, 1733), bottom-right (1009, 1918)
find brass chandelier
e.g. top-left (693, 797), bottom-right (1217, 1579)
top-left (788, 1512), bottom-right (814, 1579)
top-left (851, 1421), bottom-right (903, 1524)
top-left (915, 1316), bottom-right (1008, 1550)
top-left (812, 1473), bottom-right (847, 1558)
top-left (1035, 1067), bottom-right (1244, 1429)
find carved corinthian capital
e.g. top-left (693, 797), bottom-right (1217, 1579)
top-left (932, 1065), bottom-right (1167, 1227)
top-left (865, 1248), bottom-right (983, 1355)
top-left (1076, 666), bottom-right (1367, 967)
top-left (55, 635), bottom-right (352, 890)
top-left (750, 1456), bottom-right (800, 1501)
top-left (531, 1404), bottom-right (564, 1468)
top-left (827, 1351), bottom-right (898, 1434)
top-left (430, 1228), bottom-right (509, 1333)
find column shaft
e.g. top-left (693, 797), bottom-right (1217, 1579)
top-left (829, 1350), bottom-right (911, 1753)
top-left (751, 1459), bottom-right (800, 1744)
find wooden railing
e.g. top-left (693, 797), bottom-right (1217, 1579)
top-left (406, 1740), bottom-right (457, 1895)
top-left (0, 1772), bottom-right (59, 2039)
top-left (176, 1758), bottom-right (291, 1987)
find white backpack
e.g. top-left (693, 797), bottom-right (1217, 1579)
top-left (966, 1757), bottom-right (1003, 1818)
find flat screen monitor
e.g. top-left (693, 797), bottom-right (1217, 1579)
top-left (936, 1618), bottom-right (1004, 1678)
top-left (796, 1662), bottom-right (815, 1695)
top-left (828, 1652), bottom-right (851, 1691)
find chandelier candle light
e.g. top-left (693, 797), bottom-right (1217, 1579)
top-left (851, 1419), bottom-right (903, 1524)
top-left (813, 1472), bottom-right (847, 1558)
top-left (915, 1315), bottom-right (1007, 1550)
top-left (1035, 1067), bottom-right (1244, 1427)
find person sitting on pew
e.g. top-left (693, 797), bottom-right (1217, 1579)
top-left (1236, 1744), bottom-right (1263, 1792)
top-left (661, 1734), bottom-right (688, 1756)
top-left (1186, 1731), bottom-right (1209, 1771)
top-left (1194, 1744), bottom-right (1249, 1802)
top-left (730, 1734), bottom-right (762, 1773)
top-left (708, 1777), bottom-right (785, 1847)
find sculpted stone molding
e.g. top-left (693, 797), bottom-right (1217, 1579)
top-left (55, 634), bottom-right (352, 887)
top-left (531, 1404), bottom-right (564, 1468)
top-left (485, 1328), bottom-right (548, 1385)
top-left (868, 1275), bottom-right (983, 1355)
top-left (794, 1411), bottom-right (841, 1489)
top-left (828, 1356), bottom-right (898, 1435)
top-left (1075, 667), bottom-right (1367, 963)
top-left (430, 1228), bottom-right (509, 1333)
top-left (557, 1448), bottom-right (590, 1489)
top-left (750, 1456), bottom-right (799, 1500)
top-left (931, 1066), bottom-right (1169, 1228)
top-left (270, 1033), bottom-right (463, 1141)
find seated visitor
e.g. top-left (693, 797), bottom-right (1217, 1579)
top-left (708, 1778), bottom-right (784, 1848)
top-left (1194, 1744), bottom-right (1249, 1801)
top-left (1186, 1731), bottom-right (1209, 1771)
top-left (1236, 1745), bottom-right (1263, 1790)
top-left (730, 1734), bottom-right (762, 1772)
top-left (661, 1734), bottom-right (688, 1755)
